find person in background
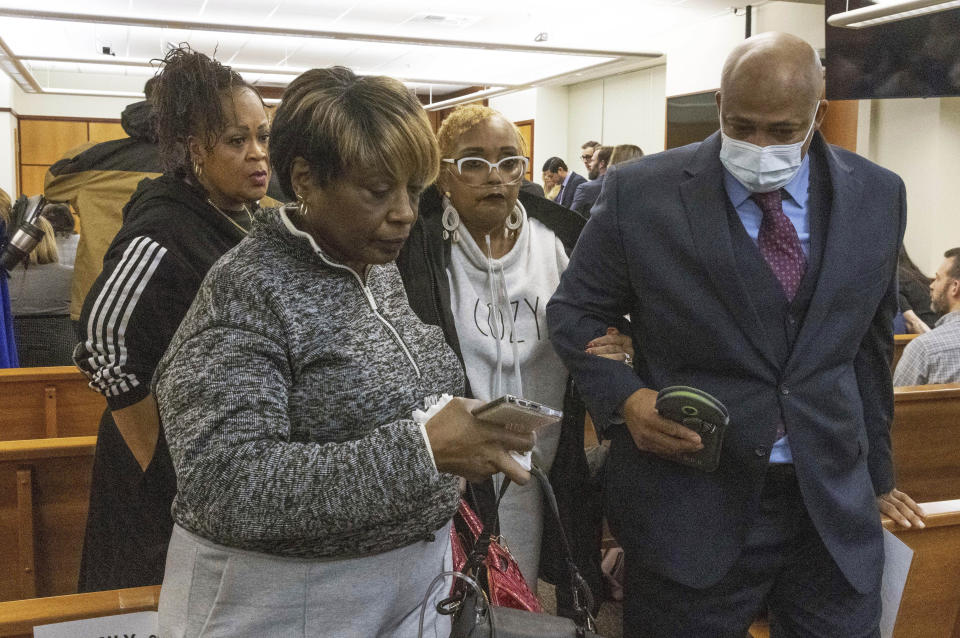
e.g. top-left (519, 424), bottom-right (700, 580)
top-left (72, 46), bottom-right (272, 592)
top-left (398, 104), bottom-right (631, 599)
top-left (609, 144), bottom-right (644, 167)
top-left (0, 188), bottom-right (19, 368)
top-left (894, 247), bottom-right (960, 385)
top-left (45, 77), bottom-right (163, 333)
top-left (580, 140), bottom-right (601, 173)
top-left (542, 167), bottom-right (561, 201)
top-left (898, 246), bottom-right (941, 333)
top-left (548, 32), bottom-right (924, 638)
top-left (8, 204), bottom-right (76, 366)
top-left (572, 145), bottom-right (612, 216)
top-left (542, 156), bottom-right (586, 209)
top-left (154, 67), bottom-right (533, 638)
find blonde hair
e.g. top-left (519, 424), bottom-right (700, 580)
top-left (28, 216), bottom-right (58, 265)
top-left (271, 67), bottom-right (439, 198)
top-left (609, 144), bottom-right (644, 166)
top-left (436, 104), bottom-right (527, 162)
top-left (0, 188), bottom-right (10, 225)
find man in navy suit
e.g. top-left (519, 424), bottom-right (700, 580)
top-left (543, 156), bottom-right (586, 209)
top-left (572, 145), bottom-right (612, 216)
top-left (547, 33), bottom-right (925, 637)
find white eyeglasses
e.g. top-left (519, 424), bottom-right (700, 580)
top-left (442, 156), bottom-right (529, 186)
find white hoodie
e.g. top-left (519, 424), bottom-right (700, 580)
top-left (446, 199), bottom-right (569, 424)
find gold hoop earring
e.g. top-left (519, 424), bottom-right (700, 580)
top-left (192, 157), bottom-right (203, 181)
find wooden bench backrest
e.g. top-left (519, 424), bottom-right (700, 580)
top-left (892, 383), bottom-right (960, 502)
top-left (0, 438), bottom-right (95, 602)
top-left (0, 368), bottom-right (104, 440)
top-left (0, 585), bottom-right (159, 638)
top-left (885, 499), bottom-right (960, 638)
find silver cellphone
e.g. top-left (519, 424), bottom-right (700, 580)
top-left (471, 394), bottom-right (563, 433)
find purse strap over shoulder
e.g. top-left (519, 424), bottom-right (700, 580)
top-left (464, 468), bottom-right (597, 631)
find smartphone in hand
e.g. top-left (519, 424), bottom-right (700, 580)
top-left (472, 395), bottom-right (562, 433)
top-left (655, 386), bottom-right (730, 472)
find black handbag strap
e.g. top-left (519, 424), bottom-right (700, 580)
top-left (463, 476), bottom-right (512, 577)
top-left (530, 464), bottom-right (596, 628)
top-left (460, 467), bottom-right (597, 632)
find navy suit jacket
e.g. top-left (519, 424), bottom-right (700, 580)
top-left (571, 174), bottom-right (605, 216)
top-left (547, 132), bottom-right (905, 593)
top-left (556, 171), bottom-right (587, 209)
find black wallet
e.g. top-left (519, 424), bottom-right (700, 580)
top-left (654, 386), bottom-right (730, 472)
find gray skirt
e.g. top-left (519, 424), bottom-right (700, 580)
top-left (158, 523), bottom-right (453, 638)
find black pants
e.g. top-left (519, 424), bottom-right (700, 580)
top-left (622, 465), bottom-right (881, 638)
top-left (78, 410), bottom-right (176, 592)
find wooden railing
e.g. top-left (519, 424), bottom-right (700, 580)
top-left (0, 367), bottom-right (103, 440)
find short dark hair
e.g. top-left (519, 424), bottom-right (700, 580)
top-left (596, 146), bottom-right (613, 166)
top-left (581, 140), bottom-right (600, 150)
top-left (542, 156), bottom-right (567, 173)
top-left (152, 45), bottom-right (259, 179)
top-left (270, 66), bottom-right (438, 201)
top-left (945, 247), bottom-right (960, 280)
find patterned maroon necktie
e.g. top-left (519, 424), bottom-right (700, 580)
top-left (752, 190), bottom-right (807, 301)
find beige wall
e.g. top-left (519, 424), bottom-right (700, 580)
top-left (565, 65), bottom-right (667, 175)
top-left (860, 97), bottom-right (960, 275)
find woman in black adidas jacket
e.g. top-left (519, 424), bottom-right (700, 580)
top-left (72, 47), bottom-right (271, 592)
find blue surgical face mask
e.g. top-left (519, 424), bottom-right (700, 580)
top-left (718, 104), bottom-right (820, 193)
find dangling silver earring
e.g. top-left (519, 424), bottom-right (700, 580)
top-left (442, 203), bottom-right (461, 242)
top-left (504, 206), bottom-right (522, 233)
top-left (192, 157), bottom-right (203, 181)
top-left (296, 193), bottom-right (309, 217)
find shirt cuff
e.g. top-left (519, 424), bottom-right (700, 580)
top-left (418, 423), bottom-right (439, 474)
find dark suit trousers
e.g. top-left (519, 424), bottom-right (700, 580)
top-left (622, 465), bottom-right (881, 638)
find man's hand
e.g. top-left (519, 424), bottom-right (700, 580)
top-left (877, 488), bottom-right (926, 529)
top-left (621, 388), bottom-right (703, 458)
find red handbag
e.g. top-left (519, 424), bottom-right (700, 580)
top-left (449, 497), bottom-right (542, 613)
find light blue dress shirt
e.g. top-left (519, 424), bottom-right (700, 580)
top-left (722, 154), bottom-right (812, 464)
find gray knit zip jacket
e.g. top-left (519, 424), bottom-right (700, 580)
top-left (154, 207), bottom-right (462, 558)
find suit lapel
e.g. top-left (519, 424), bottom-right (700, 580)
top-left (679, 133), bottom-right (780, 369)
top-left (786, 134), bottom-right (866, 372)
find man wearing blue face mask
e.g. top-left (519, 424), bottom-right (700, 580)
top-left (548, 32), bottom-right (925, 637)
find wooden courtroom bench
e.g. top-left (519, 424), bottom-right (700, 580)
top-left (894, 333), bottom-right (918, 370)
top-left (0, 437), bottom-right (96, 602)
top-left (750, 499), bottom-right (960, 638)
top-left (892, 383), bottom-right (960, 503)
top-left (0, 367), bottom-right (104, 440)
top-left (0, 585), bottom-right (159, 638)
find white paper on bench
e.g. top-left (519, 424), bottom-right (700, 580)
top-left (880, 528), bottom-right (914, 638)
top-left (34, 611), bottom-right (158, 638)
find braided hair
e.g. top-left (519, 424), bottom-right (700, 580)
top-left (152, 45), bottom-right (259, 180)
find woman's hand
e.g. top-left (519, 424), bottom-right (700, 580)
top-left (586, 327), bottom-right (634, 364)
top-left (424, 397), bottom-right (535, 485)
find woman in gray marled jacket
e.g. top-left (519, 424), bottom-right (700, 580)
top-left (153, 67), bottom-right (535, 638)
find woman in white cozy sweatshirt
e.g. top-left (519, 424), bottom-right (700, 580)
top-left (397, 104), bottom-right (633, 596)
